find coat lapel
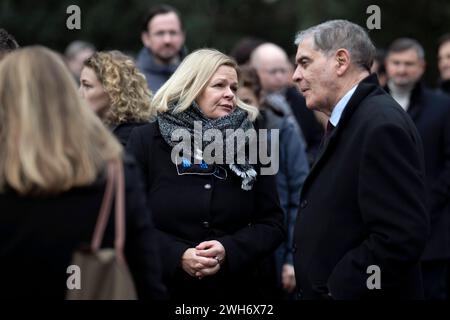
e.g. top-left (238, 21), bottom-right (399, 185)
top-left (384, 81), bottom-right (425, 122)
top-left (406, 83), bottom-right (425, 122)
top-left (301, 74), bottom-right (380, 196)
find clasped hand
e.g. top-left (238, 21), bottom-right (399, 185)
top-left (181, 240), bottom-right (226, 279)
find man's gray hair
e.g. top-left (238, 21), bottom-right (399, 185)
top-left (294, 20), bottom-right (375, 71)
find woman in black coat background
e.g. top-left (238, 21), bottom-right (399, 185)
top-left (0, 46), bottom-right (166, 299)
top-left (127, 49), bottom-right (285, 301)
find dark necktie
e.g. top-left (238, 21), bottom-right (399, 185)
top-left (325, 120), bottom-right (335, 139)
top-left (320, 120), bottom-right (335, 150)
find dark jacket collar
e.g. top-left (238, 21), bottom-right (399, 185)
top-left (302, 73), bottom-right (381, 193)
top-left (110, 121), bottom-right (142, 132)
top-left (320, 73), bottom-right (380, 147)
top-left (438, 79), bottom-right (450, 95)
top-left (384, 80), bottom-right (425, 121)
top-left (338, 73), bottom-right (380, 128)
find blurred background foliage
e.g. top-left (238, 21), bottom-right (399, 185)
top-left (1, 0), bottom-right (450, 85)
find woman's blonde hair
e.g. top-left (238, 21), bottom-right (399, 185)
top-left (83, 51), bottom-right (154, 125)
top-left (152, 48), bottom-right (258, 121)
top-left (0, 46), bottom-right (122, 195)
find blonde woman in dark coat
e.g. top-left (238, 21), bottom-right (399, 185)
top-left (127, 49), bottom-right (285, 301)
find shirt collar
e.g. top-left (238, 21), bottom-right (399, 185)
top-left (329, 84), bottom-right (358, 127)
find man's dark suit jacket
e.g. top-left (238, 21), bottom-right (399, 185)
top-left (293, 74), bottom-right (430, 299)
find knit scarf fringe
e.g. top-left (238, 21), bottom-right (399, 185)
top-left (229, 164), bottom-right (257, 191)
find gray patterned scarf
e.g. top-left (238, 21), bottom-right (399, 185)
top-left (157, 102), bottom-right (257, 190)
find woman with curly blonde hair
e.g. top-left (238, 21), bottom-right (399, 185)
top-left (80, 51), bottom-right (154, 146)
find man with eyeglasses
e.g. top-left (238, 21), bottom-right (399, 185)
top-left (137, 4), bottom-right (187, 92)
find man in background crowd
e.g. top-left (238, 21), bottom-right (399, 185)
top-left (437, 34), bottom-right (450, 95)
top-left (64, 40), bottom-right (96, 85)
top-left (250, 42), bottom-right (323, 165)
top-left (385, 37), bottom-right (450, 300)
top-left (137, 4), bottom-right (187, 92)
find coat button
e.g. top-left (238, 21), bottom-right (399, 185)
top-left (292, 244), bottom-right (297, 253)
top-left (300, 199), bottom-right (308, 209)
top-left (202, 221), bottom-right (210, 228)
top-left (204, 184), bottom-right (212, 190)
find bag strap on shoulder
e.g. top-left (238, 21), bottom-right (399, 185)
top-left (90, 159), bottom-right (126, 263)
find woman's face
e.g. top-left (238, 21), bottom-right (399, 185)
top-left (196, 65), bottom-right (238, 119)
top-left (79, 67), bottom-right (110, 116)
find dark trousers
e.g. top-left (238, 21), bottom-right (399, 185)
top-left (421, 260), bottom-right (450, 300)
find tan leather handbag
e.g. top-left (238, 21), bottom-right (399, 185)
top-left (66, 159), bottom-right (137, 300)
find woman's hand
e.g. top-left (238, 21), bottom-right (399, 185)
top-left (282, 264), bottom-right (296, 293)
top-left (180, 248), bottom-right (219, 278)
top-left (194, 240), bottom-right (226, 278)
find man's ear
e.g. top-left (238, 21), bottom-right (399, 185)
top-left (141, 31), bottom-right (151, 48)
top-left (335, 49), bottom-right (351, 76)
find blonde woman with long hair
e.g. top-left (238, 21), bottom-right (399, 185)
top-left (127, 48), bottom-right (284, 301)
top-left (0, 46), bottom-right (165, 299)
top-left (79, 50), bottom-right (154, 146)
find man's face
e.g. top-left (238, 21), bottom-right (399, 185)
top-left (292, 37), bottom-right (338, 114)
top-left (256, 57), bottom-right (291, 93)
top-left (385, 49), bottom-right (425, 87)
top-left (438, 41), bottom-right (450, 81)
top-left (142, 12), bottom-right (185, 64)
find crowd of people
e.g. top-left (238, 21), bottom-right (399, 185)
top-left (0, 4), bottom-right (449, 301)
